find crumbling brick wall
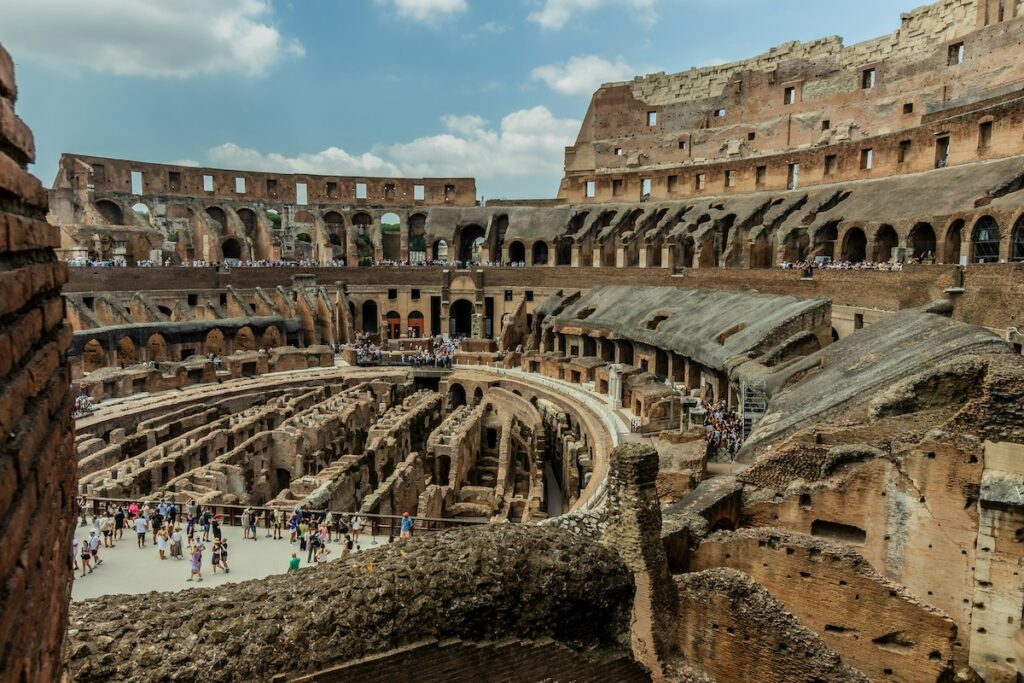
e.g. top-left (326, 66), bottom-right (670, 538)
top-left (0, 43), bottom-right (76, 681)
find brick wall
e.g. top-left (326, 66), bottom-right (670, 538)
top-left (0, 43), bottom-right (76, 681)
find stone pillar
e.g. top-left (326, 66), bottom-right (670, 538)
top-left (608, 363), bottom-right (624, 408)
top-left (592, 248), bottom-right (602, 268)
top-left (661, 244), bottom-right (672, 268)
top-left (603, 443), bottom-right (677, 679)
top-left (616, 245), bottom-right (625, 268)
top-left (638, 247), bottom-right (648, 268)
top-left (571, 245), bottom-right (582, 268)
top-left (0, 42), bottom-right (76, 682)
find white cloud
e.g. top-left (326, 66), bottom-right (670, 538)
top-left (169, 159), bottom-right (201, 167)
top-left (479, 20), bottom-right (509, 34)
top-left (206, 143), bottom-right (402, 177)
top-left (0, 0), bottom-right (303, 78)
top-left (528, 0), bottom-right (658, 30)
top-left (196, 106), bottom-right (579, 192)
top-left (531, 55), bottom-right (634, 95)
top-left (375, 0), bottom-right (468, 23)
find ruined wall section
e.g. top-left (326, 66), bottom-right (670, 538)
top-left (0, 43), bottom-right (76, 682)
top-left (690, 528), bottom-right (958, 682)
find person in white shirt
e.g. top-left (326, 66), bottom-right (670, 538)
top-left (134, 516), bottom-right (149, 548)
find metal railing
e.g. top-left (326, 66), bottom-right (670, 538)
top-left (78, 496), bottom-right (487, 538)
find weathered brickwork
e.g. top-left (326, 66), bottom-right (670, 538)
top-left (0, 42), bottom-right (75, 682)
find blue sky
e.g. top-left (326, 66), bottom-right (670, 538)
top-left (2, 0), bottom-right (923, 199)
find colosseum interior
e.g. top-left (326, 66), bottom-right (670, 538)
top-left (4, 0), bottom-right (1024, 681)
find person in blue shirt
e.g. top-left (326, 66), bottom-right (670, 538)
top-left (400, 512), bottom-right (413, 539)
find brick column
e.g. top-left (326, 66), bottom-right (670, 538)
top-left (0, 42), bottom-right (76, 681)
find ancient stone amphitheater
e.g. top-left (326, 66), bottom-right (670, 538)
top-left (4, 1), bottom-right (1024, 681)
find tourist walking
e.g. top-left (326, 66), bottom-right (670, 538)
top-left (113, 506), bottom-right (125, 540)
top-left (351, 513), bottom-right (363, 543)
top-left (170, 526), bottom-right (183, 559)
top-left (79, 538), bottom-right (92, 576)
top-left (134, 514), bottom-right (148, 548)
top-left (219, 538), bottom-right (230, 573)
top-left (89, 529), bottom-right (102, 566)
top-left (187, 542), bottom-right (203, 582)
top-left (241, 508), bottom-right (251, 540)
top-left (400, 512), bottom-right (413, 539)
top-left (156, 525), bottom-right (169, 560)
top-left (211, 539), bottom-right (223, 574)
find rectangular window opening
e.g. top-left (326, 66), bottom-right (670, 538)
top-left (755, 166), bottom-right (766, 187)
top-left (821, 119), bottom-right (831, 131)
top-left (647, 111), bottom-right (657, 126)
top-left (903, 102), bottom-right (914, 115)
top-left (784, 86), bottom-right (796, 105)
top-left (678, 139), bottom-right (688, 151)
top-left (266, 178), bottom-right (278, 196)
top-left (825, 155), bottom-right (837, 176)
top-left (234, 177), bottom-right (246, 194)
top-left (414, 184), bottom-right (425, 201)
top-left (130, 170), bottom-right (143, 195)
top-left (948, 42), bottom-right (965, 65)
top-left (444, 184), bottom-right (455, 200)
top-left (667, 175), bottom-right (678, 193)
top-left (979, 121), bottom-right (993, 150)
top-left (641, 178), bottom-right (652, 198)
top-left (614, 147), bottom-right (623, 156)
top-left (326, 181), bottom-right (338, 198)
top-left (203, 175), bottom-right (214, 193)
top-left (585, 180), bottom-right (596, 198)
top-left (411, 288), bottom-right (420, 300)
top-left (724, 170), bottom-right (736, 188)
top-left (355, 182), bottom-right (368, 199)
top-left (612, 179), bottom-right (624, 196)
top-left (787, 163), bottom-right (799, 190)
top-left (862, 68), bottom-right (876, 89)
top-left (860, 148), bottom-right (874, 170)
top-left (168, 171), bottom-right (181, 191)
top-left (384, 183), bottom-right (396, 199)
top-left (898, 140), bottom-right (911, 164)
top-left (695, 173), bottom-right (706, 191)
top-left (296, 182), bottom-right (308, 205)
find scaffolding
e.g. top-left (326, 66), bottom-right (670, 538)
top-left (741, 380), bottom-right (767, 440)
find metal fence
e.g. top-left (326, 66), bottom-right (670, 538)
top-left (79, 496), bottom-right (487, 538)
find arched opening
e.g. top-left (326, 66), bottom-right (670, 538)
top-left (457, 225), bottom-right (486, 264)
top-left (115, 337), bottom-right (135, 367)
top-left (146, 333), bottom-right (167, 362)
top-left (874, 225), bottom-right (898, 262)
top-left (532, 241), bottom-right (549, 266)
top-left (450, 299), bottom-right (474, 337)
top-left (473, 387), bottom-right (484, 405)
top-left (655, 349), bottom-right (669, 379)
top-left (205, 206), bottom-right (227, 231)
top-left (841, 228), bottom-right (867, 263)
top-left (619, 341), bottom-right (635, 366)
top-left (82, 339), bottom-right (106, 373)
top-left (408, 214), bottom-right (427, 264)
top-left (750, 231), bottom-right (774, 268)
top-left (556, 237), bottom-right (573, 266)
top-left (781, 230), bottom-right (810, 263)
top-left (944, 219), bottom-right (964, 264)
top-left (508, 241), bottom-right (526, 264)
top-left (381, 212), bottom-right (401, 261)
top-left (447, 384), bottom-right (466, 409)
top-left (361, 300), bottom-right (379, 334)
top-left (234, 209), bottom-right (255, 237)
top-left (353, 212), bottom-right (374, 265)
top-left (324, 211), bottom-right (345, 254)
top-left (131, 203), bottom-right (151, 225)
top-left (204, 329), bottom-right (225, 355)
top-left (971, 216), bottom-right (1001, 263)
top-left (433, 239), bottom-right (449, 262)
top-left (293, 233), bottom-right (313, 260)
top-left (95, 200), bottom-right (123, 225)
top-left (814, 222), bottom-right (839, 261)
top-left (385, 310), bottom-right (402, 339)
top-left (235, 326), bottom-right (256, 351)
top-left (1013, 215), bottom-right (1024, 262)
top-left (264, 208), bottom-right (281, 230)
top-left (156, 305), bottom-right (172, 319)
top-left (221, 237), bottom-right (242, 262)
top-left (677, 237), bottom-right (695, 269)
top-left (909, 222), bottom-right (936, 260)
top-left (407, 310), bottom-right (425, 338)
top-left (261, 326), bottom-right (281, 349)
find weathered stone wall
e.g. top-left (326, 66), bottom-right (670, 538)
top-left (0, 42), bottom-right (76, 682)
top-left (690, 528), bottom-right (958, 682)
top-left (673, 568), bottom-right (870, 682)
top-left (67, 525), bottom-right (636, 683)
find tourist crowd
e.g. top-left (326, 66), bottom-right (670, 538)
top-left (778, 259), bottom-right (914, 272)
top-left (67, 257), bottom-right (537, 269)
top-left (702, 400), bottom-right (743, 461)
top-left (348, 333), bottom-right (463, 368)
top-left (74, 498), bottom-right (415, 582)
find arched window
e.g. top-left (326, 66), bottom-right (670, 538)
top-left (841, 227), bottom-right (867, 263)
top-left (532, 241), bottom-right (549, 265)
top-left (1012, 215), bottom-right (1024, 262)
top-left (971, 216), bottom-right (1001, 264)
top-left (874, 225), bottom-right (898, 262)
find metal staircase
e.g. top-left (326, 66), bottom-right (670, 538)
top-left (740, 380), bottom-right (767, 440)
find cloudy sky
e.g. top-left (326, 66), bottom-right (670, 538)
top-left (3, 0), bottom-right (919, 199)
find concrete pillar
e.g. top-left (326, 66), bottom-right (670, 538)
top-left (571, 245), bottom-right (582, 268)
top-left (616, 245), bottom-right (625, 268)
top-left (661, 244), bottom-right (672, 268)
top-left (592, 248), bottom-right (602, 268)
top-left (638, 247), bottom-right (648, 268)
